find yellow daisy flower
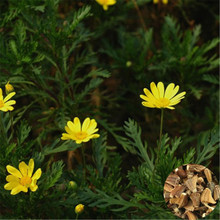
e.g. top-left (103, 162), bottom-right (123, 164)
top-left (5, 81), bottom-right (14, 94)
top-left (95, 0), bottom-right (116, 11)
top-left (140, 82), bottom-right (186, 110)
top-left (4, 159), bottom-right (42, 195)
top-left (0, 88), bottom-right (16, 112)
top-left (61, 117), bottom-right (100, 144)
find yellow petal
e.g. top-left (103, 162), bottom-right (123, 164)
top-left (87, 128), bottom-right (99, 135)
top-left (32, 168), bottom-right (42, 180)
top-left (143, 88), bottom-right (158, 103)
top-left (86, 119), bottom-right (98, 134)
top-left (28, 159), bottom-right (34, 177)
top-left (166, 106), bottom-right (175, 110)
top-left (65, 125), bottom-right (73, 134)
top-left (11, 185), bottom-right (28, 195)
top-left (61, 133), bottom-right (76, 140)
top-left (19, 161), bottom-right (28, 177)
top-left (103, 5), bottom-right (108, 10)
top-left (74, 117), bottom-right (81, 131)
top-left (5, 100), bottom-right (16, 105)
top-left (4, 181), bottom-right (20, 190)
top-left (150, 82), bottom-right (160, 99)
top-left (82, 118), bottom-right (91, 132)
top-left (6, 165), bottom-right (22, 178)
top-left (164, 83), bottom-right (175, 99)
top-left (30, 184), bottom-right (38, 192)
top-left (3, 92), bottom-right (16, 102)
top-left (170, 91), bottom-right (186, 102)
top-left (0, 88), bottom-right (3, 100)
top-left (157, 82), bottom-right (164, 98)
top-left (142, 102), bottom-right (155, 108)
top-left (6, 175), bottom-right (19, 182)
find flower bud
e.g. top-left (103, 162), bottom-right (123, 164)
top-left (69, 181), bottom-right (78, 190)
top-left (162, 0), bottom-right (168, 4)
top-left (153, 0), bottom-right (159, 4)
top-left (75, 204), bottom-right (84, 214)
top-left (126, 61), bottom-right (132, 67)
top-left (5, 81), bottom-right (14, 94)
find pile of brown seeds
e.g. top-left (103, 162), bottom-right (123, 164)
top-left (164, 164), bottom-right (220, 219)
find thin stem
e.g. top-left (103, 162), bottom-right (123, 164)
top-left (75, 213), bottom-right (79, 220)
top-left (81, 144), bottom-right (86, 179)
top-left (159, 108), bottom-right (164, 148)
top-left (131, 0), bottom-right (147, 31)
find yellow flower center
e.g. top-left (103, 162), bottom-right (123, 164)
top-left (20, 176), bottom-right (32, 186)
top-left (75, 131), bottom-right (87, 140)
top-left (158, 98), bottom-right (170, 107)
top-left (0, 100), bottom-right (4, 108)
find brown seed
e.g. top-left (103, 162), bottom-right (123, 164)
top-left (187, 164), bottom-right (206, 172)
top-left (185, 175), bottom-right (198, 193)
top-left (176, 168), bottom-right (187, 178)
top-left (201, 188), bottom-right (216, 204)
top-left (170, 185), bottom-right (186, 198)
top-left (185, 211), bottom-right (198, 220)
top-left (164, 183), bottom-right (174, 192)
top-left (166, 174), bottom-right (180, 186)
top-left (184, 200), bottom-right (194, 212)
top-left (213, 185), bottom-right (220, 200)
top-left (204, 168), bottom-right (212, 183)
top-left (190, 192), bottom-right (200, 207)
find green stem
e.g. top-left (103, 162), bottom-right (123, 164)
top-left (159, 108), bottom-right (164, 148)
top-left (81, 144), bottom-right (86, 179)
top-left (75, 213), bottom-right (79, 220)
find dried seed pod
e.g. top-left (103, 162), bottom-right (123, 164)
top-left (164, 183), bottom-right (174, 192)
top-left (190, 192), bottom-right (200, 207)
top-left (185, 211), bottom-right (198, 220)
top-left (184, 200), bottom-right (194, 212)
top-left (185, 175), bottom-right (198, 193)
top-left (187, 164), bottom-right (206, 172)
top-left (163, 191), bottom-right (170, 202)
top-left (170, 197), bottom-right (179, 205)
top-left (196, 184), bottom-right (204, 193)
top-left (178, 193), bottom-right (188, 208)
top-left (201, 188), bottom-right (216, 204)
top-left (166, 174), bottom-right (180, 186)
top-left (213, 185), bottom-right (220, 200)
top-left (170, 185), bottom-right (186, 198)
top-left (204, 168), bottom-right (212, 183)
top-left (197, 177), bottom-right (204, 185)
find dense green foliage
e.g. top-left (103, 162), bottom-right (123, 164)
top-left (0, 0), bottom-right (219, 219)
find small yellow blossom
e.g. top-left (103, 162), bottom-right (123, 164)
top-left (0, 88), bottom-right (16, 112)
top-left (61, 117), bottom-right (100, 144)
top-left (5, 81), bottom-right (14, 94)
top-left (75, 204), bottom-right (84, 214)
top-left (95, 0), bottom-right (116, 11)
top-left (140, 82), bottom-right (186, 110)
top-left (4, 159), bottom-right (42, 195)
top-left (162, 0), bottom-right (168, 4)
top-left (153, 0), bottom-right (159, 4)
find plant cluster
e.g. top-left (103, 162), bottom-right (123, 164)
top-left (0, 0), bottom-right (219, 219)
